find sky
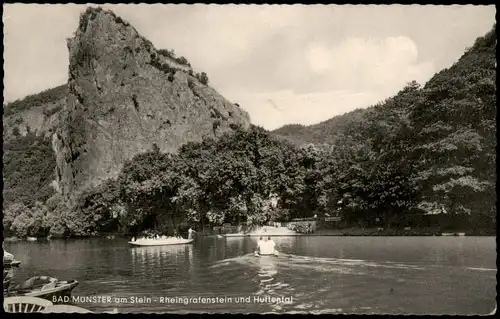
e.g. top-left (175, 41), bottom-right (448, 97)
top-left (3, 4), bottom-right (496, 130)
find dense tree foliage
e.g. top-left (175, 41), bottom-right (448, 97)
top-left (3, 26), bottom-right (495, 238)
top-left (3, 132), bottom-right (56, 206)
top-left (408, 28), bottom-right (496, 230)
top-left (273, 27), bottom-right (495, 232)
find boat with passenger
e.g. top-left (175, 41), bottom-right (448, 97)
top-left (254, 236), bottom-right (279, 257)
top-left (129, 236), bottom-right (193, 246)
top-left (6, 276), bottom-right (79, 301)
top-left (129, 227), bottom-right (197, 246)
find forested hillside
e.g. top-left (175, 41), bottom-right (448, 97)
top-left (3, 85), bottom-right (68, 117)
top-left (3, 25), bottom-right (495, 238)
top-left (3, 132), bottom-right (56, 206)
top-left (273, 108), bottom-right (369, 146)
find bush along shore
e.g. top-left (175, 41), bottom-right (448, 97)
top-left (3, 124), bottom-right (495, 239)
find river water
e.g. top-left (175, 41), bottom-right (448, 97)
top-left (4, 236), bottom-right (496, 314)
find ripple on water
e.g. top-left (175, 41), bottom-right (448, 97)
top-left (467, 267), bottom-right (497, 272)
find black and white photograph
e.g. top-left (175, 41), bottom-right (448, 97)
top-left (2, 3), bottom-right (496, 315)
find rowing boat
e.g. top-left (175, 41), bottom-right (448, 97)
top-left (128, 237), bottom-right (194, 246)
top-left (8, 276), bottom-right (79, 301)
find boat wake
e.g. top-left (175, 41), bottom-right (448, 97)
top-left (288, 255), bottom-right (425, 270)
top-left (209, 253), bottom-right (428, 313)
top-left (211, 253), bottom-right (425, 275)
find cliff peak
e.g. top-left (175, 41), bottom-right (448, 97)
top-left (53, 7), bottom-right (251, 200)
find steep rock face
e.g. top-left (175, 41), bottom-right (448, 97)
top-left (3, 85), bottom-right (67, 141)
top-left (53, 7), bottom-right (251, 199)
top-left (3, 105), bottom-right (61, 140)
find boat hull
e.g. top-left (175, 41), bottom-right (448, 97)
top-left (9, 281), bottom-right (79, 302)
top-left (4, 260), bottom-right (21, 268)
top-left (128, 239), bottom-right (194, 246)
top-left (254, 251), bottom-right (279, 257)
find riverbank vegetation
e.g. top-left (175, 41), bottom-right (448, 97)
top-left (2, 26), bottom-right (495, 238)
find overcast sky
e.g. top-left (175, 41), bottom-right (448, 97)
top-left (3, 4), bottom-right (496, 130)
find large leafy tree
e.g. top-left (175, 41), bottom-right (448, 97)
top-left (408, 28), bottom-right (496, 228)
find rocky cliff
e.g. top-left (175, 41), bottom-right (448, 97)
top-left (3, 85), bottom-right (67, 140)
top-left (52, 7), bottom-right (251, 199)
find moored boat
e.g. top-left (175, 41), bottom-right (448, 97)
top-left (26, 237), bottom-right (37, 241)
top-left (128, 237), bottom-right (194, 246)
top-left (3, 249), bottom-right (21, 268)
top-left (8, 276), bottom-right (79, 301)
top-left (4, 260), bottom-right (21, 268)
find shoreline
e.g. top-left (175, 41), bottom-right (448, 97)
top-left (3, 229), bottom-right (494, 242)
top-left (212, 233), bottom-right (491, 237)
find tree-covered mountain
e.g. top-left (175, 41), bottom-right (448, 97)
top-left (272, 25), bottom-right (496, 230)
top-left (3, 23), bottom-right (495, 238)
top-left (272, 108), bottom-right (369, 147)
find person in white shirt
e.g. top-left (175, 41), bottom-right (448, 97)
top-left (188, 227), bottom-right (196, 240)
top-left (256, 237), bottom-right (264, 253)
top-left (267, 236), bottom-right (276, 253)
top-left (258, 237), bottom-right (275, 255)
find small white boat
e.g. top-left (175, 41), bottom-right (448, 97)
top-left (27, 237), bottom-right (37, 241)
top-left (217, 235), bottom-right (224, 239)
top-left (457, 232), bottom-right (466, 236)
top-left (128, 237), bottom-right (193, 246)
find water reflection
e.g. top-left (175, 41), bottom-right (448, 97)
top-left (272, 237), bottom-right (296, 253)
top-left (225, 237), bottom-right (245, 252)
top-left (131, 244), bottom-right (193, 266)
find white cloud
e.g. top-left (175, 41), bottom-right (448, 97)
top-left (224, 88), bottom-right (389, 130)
top-left (306, 36), bottom-right (435, 94)
top-left (3, 4), bottom-right (495, 130)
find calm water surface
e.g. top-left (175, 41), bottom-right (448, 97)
top-left (4, 236), bottom-right (496, 314)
